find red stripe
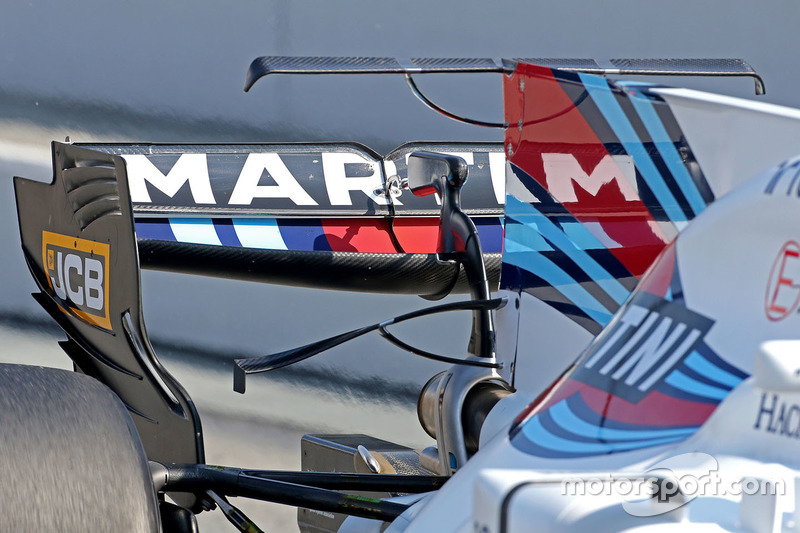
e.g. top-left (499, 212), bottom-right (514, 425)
top-left (392, 218), bottom-right (440, 253)
top-left (319, 218), bottom-right (444, 253)
top-left (320, 219), bottom-right (396, 253)
top-left (521, 375), bottom-right (717, 430)
top-left (635, 243), bottom-right (676, 299)
top-left (577, 381), bottom-right (716, 427)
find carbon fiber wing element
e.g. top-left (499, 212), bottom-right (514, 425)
top-left (245, 56), bottom-right (764, 94)
top-left (607, 58), bottom-right (765, 94)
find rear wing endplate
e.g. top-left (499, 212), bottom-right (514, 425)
top-left (14, 142), bottom-right (204, 507)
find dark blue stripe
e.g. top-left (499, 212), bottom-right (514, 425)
top-left (625, 88), bottom-right (707, 216)
top-left (518, 410), bottom-right (686, 458)
top-left (134, 218), bottom-right (176, 241)
top-left (212, 219), bottom-right (243, 247)
top-left (695, 342), bottom-right (749, 380)
top-left (673, 361), bottom-right (734, 392)
top-left (578, 73), bottom-right (686, 225)
top-left (507, 164), bottom-right (636, 285)
top-left (538, 408), bottom-right (605, 444)
top-left (510, 431), bottom-right (590, 459)
top-left (277, 220), bottom-right (331, 251)
top-left (474, 217), bottom-right (504, 253)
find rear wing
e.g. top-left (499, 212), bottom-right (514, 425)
top-left (245, 57), bottom-right (765, 95)
top-left (244, 56), bottom-right (764, 136)
top-left (80, 141), bottom-right (506, 298)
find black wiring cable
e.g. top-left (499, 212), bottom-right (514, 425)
top-left (404, 74), bottom-right (507, 129)
top-left (377, 324), bottom-right (502, 369)
top-left (384, 175), bottom-right (406, 254)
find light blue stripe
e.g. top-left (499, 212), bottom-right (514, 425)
top-left (504, 249), bottom-right (613, 326)
top-left (578, 73), bottom-right (686, 224)
top-left (562, 221), bottom-right (616, 250)
top-left (506, 197), bottom-right (630, 305)
top-left (628, 92), bottom-right (707, 215)
top-left (616, 81), bottom-right (654, 88)
top-left (504, 220), bottom-right (553, 251)
top-left (683, 352), bottom-right (743, 389)
top-left (521, 415), bottom-right (685, 455)
top-left (169, 218), bottom-right (221, 246)
top-left (504, 239), bottom-right (549, 255)
top-left (549, 401), bottom-right (696, 441)
top-left (232, 218), bottom-right (288, 250)
top-left (665, 370), bottom-right (729, 401)
top-left (507, 197), bottom-right (605, 253)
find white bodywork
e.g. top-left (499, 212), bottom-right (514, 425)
top-left (507, 87), bottom-right (800, 399)
top-left (376, 89), bottom-right (800, 532)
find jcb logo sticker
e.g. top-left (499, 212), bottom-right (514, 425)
top-left (42, 231), bottom-right (110, 330)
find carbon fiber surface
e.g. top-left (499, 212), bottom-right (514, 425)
top-left (610, 58), bottom-right (757, 74)
top-left (245, 56), bottom-right (512, 90)
top-left (516, 58), bottom-right (603, 73)
top-left (138, 239), bottom-right (501, 296)
top-left (609, 58), bottom-right (765, 93)
top-left (245, 56), bottom-right (764, 94)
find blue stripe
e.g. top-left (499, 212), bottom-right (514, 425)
top-left (277, 220), bottom-right (331, 251)
top-left (135, 218), bottom-right (176, 241)
top-left (504, 219), bottom-right (553, 252)
top-left (474, 218), bottom-right (504, 253)
top-left (213, 219), bottom-right (243, 247)
top-left (682, 352), bottom-right (743, 389)
top-left (562, 221), bottom-right (618, 250)
top-left (695, 343), bottom-right (749, 380)
top-left (504, 238), bottom-right (549, 254)
top-left (521, 415), bottom-right (686, 455)
top-left (664, 370), bottom-right (729, 401)
top-left (673, 363), bottom-right (733, 393)
top-left (627, 92), bottom-right (707, 215)
top-left (664, 285), bottom-right (673, 302)
top-left (503, 248), bottom-right (613, 326)
top-left (508, 197), bottom-right (604, 252)
top-left (578, 73), bottom-right (686, 225)
top-left (506, 196), bottom-right (630, 304)
top-left (538, 408), bottom-right (611, 443)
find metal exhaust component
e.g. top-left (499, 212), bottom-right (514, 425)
top-left (417, 372), bottom-right (511, 457)
top-left (418, 372), bottom-right (447, 439)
